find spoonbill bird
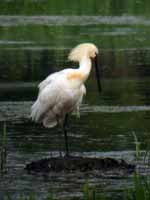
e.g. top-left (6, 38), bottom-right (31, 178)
top-left (31, 43), bottom-right (101, 156)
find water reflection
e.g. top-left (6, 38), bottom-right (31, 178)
top-left (0, 41), bottom-right (150, 200)
top-left (0, 0), bottom-right (150, 199)
top-left (1, 16), bottom-right (150, 27)
top-left (1, 49), bottom-right (150, 82)
top-left (0, 0), bottom-right (150, 16)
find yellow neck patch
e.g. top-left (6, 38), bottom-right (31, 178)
top-left (67, 72), bottom-right (84, 81)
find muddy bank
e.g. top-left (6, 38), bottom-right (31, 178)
top-left (25, 156), bottom-right (135, 173)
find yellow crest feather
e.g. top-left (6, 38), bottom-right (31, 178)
top-left (68, 43), bottom-right (98, 62)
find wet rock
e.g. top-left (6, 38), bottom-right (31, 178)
top-left (25, 156), bottom-right (135, 173)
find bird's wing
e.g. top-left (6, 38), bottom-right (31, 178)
top-left (31, 81), bottom-right (59, 123)
top-left (38, 72), bottom-right (58, 92)
top-left (31, 68), bottom-right (75, 126)
top-left (38, 68), bottom-right (74, 92)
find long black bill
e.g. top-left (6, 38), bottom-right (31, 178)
top-left (94, 55), bottom-right (102, 94)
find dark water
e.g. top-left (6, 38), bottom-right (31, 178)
top-left (0, 0), bottom-right (150, 199)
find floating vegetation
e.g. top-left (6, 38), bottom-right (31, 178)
top-left (25, 156), bottom-right (135, 173)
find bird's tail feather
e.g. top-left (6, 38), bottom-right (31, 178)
top-left (30, 100), bottom-right (43, 122)
top-left (43, 116), bottom-right (57, 128)
top-left (31, 100), bottom-right (58, 128)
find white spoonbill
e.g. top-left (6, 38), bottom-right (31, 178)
top-left (31, 43), bottom-right (101, 156)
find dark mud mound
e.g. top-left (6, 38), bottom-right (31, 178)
top-left (25, 156), bottom-right (135, 173)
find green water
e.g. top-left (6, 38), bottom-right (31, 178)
top-left (0, 0), bottom-right (150, 199)
top-left (0, 0), bottom-right (150, 16)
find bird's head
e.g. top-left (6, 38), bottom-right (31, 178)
top-left (68, 43), bottom-right (102, 93)
top-left (68, 43), bottom-right (98, 62)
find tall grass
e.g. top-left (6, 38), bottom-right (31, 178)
top-left (4, 174), bottom-right (150, 200)
top-left (124, 173), bottom-right (150, 200)
top-left (83, 183), bottom-right (107, 200)
top-left (132, 132), bottom-right (141, 160)
top-left (83, 174), bottom-right (150, 200)
top-left (83, 174), bottom-right (149, 200)
top-left (0, 122), bottom-right (7, 174)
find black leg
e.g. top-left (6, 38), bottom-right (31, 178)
top-left (57, 125), bottom-right (63, 157)
top-left (56, 117), bottom-right (63, 157)
top-left (63, 114), bottom-right (69, 157)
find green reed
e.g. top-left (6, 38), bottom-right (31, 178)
top-left (132, 132), bottom-right (141, 160)
top-left (83, 174), bottom-right (150, 200)
top-left (0, 122), bottom-right (7, 174)
top-left (3, 172), bottom-right (150, 200)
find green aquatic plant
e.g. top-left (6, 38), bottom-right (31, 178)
top-left (83, 183), bottom-right (107, 200)
top-left (124, 173), bottom-right (150, 200)
top-left (132, 132), bottom-right (141, 160)
top-left (83, 173), bottom-right (150, 200)
top-left (0, 122), bottom-right (7, 174)
top-left (2, 127), bottom-right (150, 200)
top-left (3, 174), bottom-right (150, 200)
top-left (83, 174), bottom-right (150, 200)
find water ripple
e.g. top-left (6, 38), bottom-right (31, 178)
top-left (1, 101), bottom-right (150, 122)
top-left (81, 105), bottom-right (150, 113)
top-left (0, 15), bottom-right (150, 26)
top-left (0, 40), bottom-right (34, 44)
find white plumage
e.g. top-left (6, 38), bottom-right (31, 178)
top-left (31, 43), bottom-right (99, 128)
